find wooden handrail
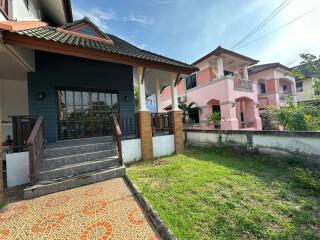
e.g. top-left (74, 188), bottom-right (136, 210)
top-left (151, 113), bottom-right (172, 135)
top-left (9, 115), bottom-right (37, 152)
top-left (27, 115), bottom-right (45, 183)
top-left (112, 114), bottom-right (123, 166)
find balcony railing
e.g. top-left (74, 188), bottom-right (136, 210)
top-left (279, 93), bottom-right (293, 102)
top-left (233, 78), bottom-right (253, 91)
top-left (151, 113), bottom-right (172, 136)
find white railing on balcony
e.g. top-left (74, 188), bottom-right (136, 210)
top-left (233, 78), bottom-right (253, 91)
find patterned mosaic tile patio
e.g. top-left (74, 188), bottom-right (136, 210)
top-left (0, 178), bottom-right (160, 240)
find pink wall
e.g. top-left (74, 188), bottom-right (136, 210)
top-left (267, 79), bottom-right (277, 94)
top-left (163, 77), bottom-right (262, 130)
top-left (177, 79), bottom-right (185, 95)
top-left (197, 68), bottom-right (215, 86)
top-left (161, 87), bottom-right (171, 101)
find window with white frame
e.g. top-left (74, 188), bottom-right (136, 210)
top-left (186, 74), bottom-right (197, 90)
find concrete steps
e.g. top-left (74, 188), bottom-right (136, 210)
top-left (24, 166), bottom-right (125, 199)
top-left (38, 157), bottom-right (119, 180)
top-left (24, 137), bottom-right (125, 199)
top-left (39, 150), bottom-right (116, 169)
top-left (43, 142), bottom-right (115, 158)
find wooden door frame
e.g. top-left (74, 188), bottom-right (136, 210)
top-left (55, 87), bottom-right (119, 140)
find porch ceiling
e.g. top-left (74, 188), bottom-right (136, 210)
top-left (0, 46), bottom-right (27, 81)
top-left (143, 68), bottom-right (179, 95)
top-left (207, 54), bottom-right (255, 71)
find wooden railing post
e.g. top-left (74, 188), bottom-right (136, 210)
top-left (112, 115), bottom-right (123, 166)
top-left (26, 116), bottom-right (45, 184)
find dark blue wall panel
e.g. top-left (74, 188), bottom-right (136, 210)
top-left (28, 51), bottom-right (135, 143)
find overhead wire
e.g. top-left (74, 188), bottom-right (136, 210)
top-left (231, 0), bottom-right (293, 49)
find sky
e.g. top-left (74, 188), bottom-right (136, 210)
top-left (72, 0), bottom-right (320, 67)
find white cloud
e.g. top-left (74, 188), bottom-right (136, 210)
top-left (124, 14), bottom-right (154, 26)
top-left (72, 8), bottom-right (117, 30)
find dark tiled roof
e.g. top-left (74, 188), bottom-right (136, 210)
top-left (248, 62), bottom-right (290, 75)
top-left (193, 46), bottom-right (259, 66)
top-left (12, 23), bottom-right (197, 72)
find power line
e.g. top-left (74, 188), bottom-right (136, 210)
top-left (234, 8), bottom-right (318, 50)
top-left (231, 0), bottom-right (292, 49)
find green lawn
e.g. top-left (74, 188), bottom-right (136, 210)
top-left (127, 147), bottom-right (320, 240)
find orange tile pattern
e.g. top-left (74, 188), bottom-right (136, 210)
top-left (0, 178), bottom-right (160, 240)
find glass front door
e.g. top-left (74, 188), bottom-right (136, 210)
top-left (57, 89), bottom-right (118, 140)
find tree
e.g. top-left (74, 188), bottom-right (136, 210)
top-left (292, 53), bottom-right (320, 96)
top-left (206, 112), bottom-right (221, 128)
top-left (268, 98), bottom-right (320, 131)
top-left (134, 87), bottom-right (140, 111)
top-left (178, 102), bottom-right (200, 124)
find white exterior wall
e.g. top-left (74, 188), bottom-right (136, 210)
top-left (6, 152), bottom-right (30, 187)
top-left (187, 131), bottom-right (247, 146)
top-left (121, 135), bottom-right (175, 163)
top-left (121, 138), bottom-right (142, 163)
top-left (296, 78), bottom-right (314, 102)
top-left (252, 135), bottom-right (320, 156)
top-left (152, 135), bottom-right (175, 158)
top-left (186, 130), bottom-right (320, 159)
top-left (11, 0), bottom-right (41, 21)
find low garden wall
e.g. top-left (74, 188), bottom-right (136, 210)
top-left (184, 129), bottom-right (320, 159)
top-left (122, 134), bottom-right (175, 163)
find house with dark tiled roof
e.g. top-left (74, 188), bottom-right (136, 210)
top-left (160, 46), bottom-right (263, 131)
top-left (0, 1), bottom-right (197, 199)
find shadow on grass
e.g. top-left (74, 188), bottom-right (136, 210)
top-left (183, 146), bottom-right (320, 194)
top-left (128, 146), bottom-right (320, 239)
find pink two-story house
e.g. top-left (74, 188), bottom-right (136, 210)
top-left (160, 46), bottom-right (262, 130)
top-left (248, 63), bottom-right (297, 111)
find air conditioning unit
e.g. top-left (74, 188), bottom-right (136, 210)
top-left (178, 95), bottom-right (186, 103)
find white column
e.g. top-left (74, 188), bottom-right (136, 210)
top-left (243, 65), bottom-right (249, 81)
top-left (155, 79), bottom-right (162, 113)
top-left (291, 81), bottom-right (298, 104)
top-left (133, 66), bottom-right (148, 111)
top-left (171, 78), bottom-right (179, 111)
top-left (217, 57), bottom-right (224, 78)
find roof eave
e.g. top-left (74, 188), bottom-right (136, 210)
top-left (193, 46), bottom-right (259, 66)
top-left (2, 31), bottom-right (196, 75)
top-left (249, 63), bottom-right (291, 75)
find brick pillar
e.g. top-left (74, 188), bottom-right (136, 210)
top-left (170, 110), bottom-right (184, 154)
top-left (138, 111), bottom-right (153, 160)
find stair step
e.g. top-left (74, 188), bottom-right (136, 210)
top-left (38, 157), bottom-right (119, 181)
top-left (47, 136), bottom-right (113, 149)
top-left (24, 166), bottom-right (126, 199)
top-left (43, 142), bottom-right (115, 158)
top-left (40, 150), bottom-right (117, 169)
